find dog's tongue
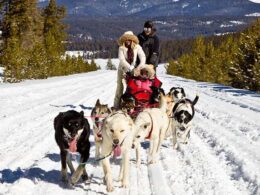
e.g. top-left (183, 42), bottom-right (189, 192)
top-left (113, 145), bottom-right (121, 157)
top-left (69, 138), bottom-right (77, 153)
top-left (97, 130), bottom-right (102, 138)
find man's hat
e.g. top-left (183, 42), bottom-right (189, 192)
top-left (144, 21), bottom-right (154, 28)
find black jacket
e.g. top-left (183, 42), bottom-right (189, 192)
top-left (137, 31), bottom-right (159, 67)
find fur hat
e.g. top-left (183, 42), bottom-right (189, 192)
top-left (118, 31), bottom-right (139, 46)
top-left (134, 64), bottom-right (155, 79)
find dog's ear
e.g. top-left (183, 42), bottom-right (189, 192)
top-left (150, 86), bottom-right (157, 91)
top-left (83, 118), bottom-right (91, 138)
top-left (160, 88), bottom-right (165, 95)
top-left (159, 91), bottom-right (164, 97)
top-left (95, 99), bottom-right (100, 106)
top-left (104, 116), bottom-right (113, 128)
top-left (109, 107), bottom-right (116, 113)
top-left (181, 88), bottom-right (186, 97)
top-left (172, 102), bottom-right (180, 114)
top-left (121, 109), bottom-right (128, 116)
top-left (80, 111), bottom-right (84, 118)
top-left (106, 105), bottom-right (113, 114)
top-left (54, 112), bottom-right (64, 131)
top-left (168, 87), bottom-right (176, 96)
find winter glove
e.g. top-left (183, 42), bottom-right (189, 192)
top-left (133, 67), bottom-right (141, 77)
top-left (137, 64), bottom-right (146, 69)
top-left (128, 65), bottom-right (135, 72)
top-left (149, 53), bottom-right (159, 66)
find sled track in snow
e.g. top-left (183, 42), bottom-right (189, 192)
top-left (1, 70), bottom-right (260, 195)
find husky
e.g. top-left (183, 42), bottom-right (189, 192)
top-left (120, 93), bottom-right (136, 114)
top-left (171, 95), bottom-right (199, 149)
top-left (91, 99), bottom-right (112, 158)
top-left (149, 86), bottom-right (165, 105)
top-left (168, 87), bottom-right (186, 103)
top-left (54, 110), bottom-right (90, 185)
top-left (132, 93), bottom-right (170, 166)
top-left (100, 111), bottom-right (134, 192)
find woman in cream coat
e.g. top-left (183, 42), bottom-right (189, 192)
top-left (114, 31), bottom-right (146, 109)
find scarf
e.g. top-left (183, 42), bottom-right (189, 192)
top-left (126, 45), bottom-right (134, 65)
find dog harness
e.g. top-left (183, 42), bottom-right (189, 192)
top-left (94, 136), bottom-right (127, 162)
top-left (91, 111), bottom-right (130, 162)
top-left (144, 112), bottom-right (154, 140)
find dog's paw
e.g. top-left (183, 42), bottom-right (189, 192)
top-left (118, 174), bottom-right (123, 182)
top-left (61, 175), bottom-right (69, 183)
top-left (70, 173), bottom-right (81, 185)
top-left (148, 159), bottom-right (158, 164)
top-left (173, 143), bottom-right (179, 150)
top-left (136, 160), bottom-right (141, 168)
top-left (81, 173), bottom-right (88, 181)
top-left (121, 180), bottom-right (129, 188)
top-left (61, 170), bottom-right (69, 183)
top-left (106, 184), bottom-right (114, 192)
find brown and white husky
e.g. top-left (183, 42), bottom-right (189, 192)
top-left (91, 99), bottom-right (112, 158)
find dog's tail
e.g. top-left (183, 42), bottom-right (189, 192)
top-left (192, 95), bottom-right (199, 106)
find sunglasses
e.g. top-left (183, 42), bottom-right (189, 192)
top-left (144, 27), bottom-right (152, 32)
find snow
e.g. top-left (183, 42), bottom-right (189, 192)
top-left (154, 21), bottom-right (168, 25)
top-left (90, 58), bottom-right (119, 70)
top-left (220, 24), bottom-right (234, 28)
top-left (214, 32), bottom-right (234, 36)
top-left (248, 0), bottom-right (260, 3)
top-left (65, 51), bottom-right (85, 58)
top-left (245, 12), bottom-right (260, 16)
top-left (230, 21), bottom-right (245, 25)
top-left (201, 21), bottom-right (213, 25)
top-left (0, 62), bottom-right (260, 195)
top-left (182, 3), bottom-right (189, 8)
top-left (65, 51), bottom-right (97, 58)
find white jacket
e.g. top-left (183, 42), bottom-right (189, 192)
top-left (118, 44), bottom-right (146, 73)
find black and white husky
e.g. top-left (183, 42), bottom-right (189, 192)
top-left (54, 110), bottom-right (90, 185)
top-left (168, 87), bottom-right (186, 103)
top-left (170, 95), bottom-right (199, 149)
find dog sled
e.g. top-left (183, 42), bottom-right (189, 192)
top-left (121, 70), bottom-right (162, 118)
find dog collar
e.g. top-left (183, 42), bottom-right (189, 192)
top-left (94, 136), bottom-right (127, 162)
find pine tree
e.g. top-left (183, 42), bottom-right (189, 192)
top-left (89, 58), bottom-right (99, 71)
top-left (106, 58), bottom-right (116, 70)
top-left (229, 29), bottom-right (260, 91)
top-left (43, 0), bottom-right (66, 56)
top-left (43, 0), bottom-right (66, 75)
top-left (191, 36), bottom-right (207, 81)
top-left (1, 0), bottom-right (44, 82)
top-left (215, 36), bottom-right (238, 84)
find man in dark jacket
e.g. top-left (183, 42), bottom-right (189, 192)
top-left (137, 21), bottom-right (160, 70)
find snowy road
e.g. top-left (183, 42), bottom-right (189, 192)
top-left (0, 65), bottom-right (259, 195)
